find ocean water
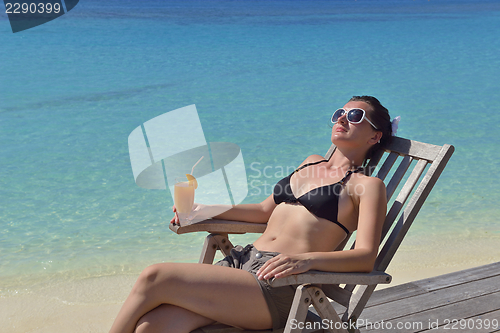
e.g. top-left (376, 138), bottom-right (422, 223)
top-left (1, 0), bottom-right (500, 293)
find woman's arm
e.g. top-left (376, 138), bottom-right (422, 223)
top-left (257, 177), bottom-right (387, 279)
top-left (212, 194), bottom-right (277, 223)
top-left (170, 194), bottom-right (278, 225)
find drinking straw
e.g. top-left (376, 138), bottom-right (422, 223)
top-left (191, 156), bottom-right (204, 175)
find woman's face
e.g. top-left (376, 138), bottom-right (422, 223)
top-left (331, 100), bottom-right (379, 146)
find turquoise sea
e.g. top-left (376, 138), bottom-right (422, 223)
top-left (1, 0), bottom-right (499, 293)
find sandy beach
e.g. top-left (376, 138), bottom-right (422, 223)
top-left (2, 234), bottom-right (498, 333)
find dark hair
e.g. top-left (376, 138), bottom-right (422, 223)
top-left (349, 96), bottom-right (392, 165)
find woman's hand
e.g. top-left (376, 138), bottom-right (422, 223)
top-left (170, 203), bottom-right (213, 226)
top-left (256, 253), bottom-right (313, 280)
top-left (170, 205), bottom-right (180, 226)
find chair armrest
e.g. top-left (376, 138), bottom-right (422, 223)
top-left (270, 270), bottom-right (392, 287)
top-left (169, 219), bottom-right (267, 235)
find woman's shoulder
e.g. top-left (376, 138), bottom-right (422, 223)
top-left (353, 171), bottom-right (385, 185)
top-left (351, 172), bottom-right (386, 196)
top-left (300, 154), bottom-right (328, 165)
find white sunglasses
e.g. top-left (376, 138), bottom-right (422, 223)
top-left (331, 108), bottom-right (378, 130)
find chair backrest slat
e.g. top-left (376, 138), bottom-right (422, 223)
top-left (380, 158), bottom-right (428, 242)
top-left (366, 149), bottom-right (385, 175)
top-left (324, 144), bottom-right (337, 160)
top-left (334, 234), bottom-right (352, 252)
top-left (388, 137), bottom-right (443, 161)
top-left (375, 152), bottom-right (399, 181)
top-left (384, 155), bottom-right (414, 200)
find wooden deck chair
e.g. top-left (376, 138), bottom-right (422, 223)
top-left (169, 136), bottom-right (454, 333)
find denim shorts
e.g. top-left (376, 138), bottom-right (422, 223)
top-left (214, 244), bottom-right (297, 330)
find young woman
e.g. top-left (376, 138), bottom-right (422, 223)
top-left (109, 96), bottom-right (393, 333)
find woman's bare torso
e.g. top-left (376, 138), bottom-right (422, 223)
top-left (253, 159), bottom-right (364, 254)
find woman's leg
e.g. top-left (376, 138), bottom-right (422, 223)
top-left (109, 262), bottom-right (273, 333)
top-left (135, 304), bottom-right (215, 333)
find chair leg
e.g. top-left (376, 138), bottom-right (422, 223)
top-left (199, 233), bottom-right (234, 264)
top-left (342, 284), bottom-right (376, 325)
top-left (284, 285), bottom-right (351, 333)
top-left (284, 285), bottom-right (314, 333)
top-left (308, 286), bottom-right (350, 333)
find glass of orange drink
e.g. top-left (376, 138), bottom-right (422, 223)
top-left (174, 174), bottom-right (197, 223)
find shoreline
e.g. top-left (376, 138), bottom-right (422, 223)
top-left (2, 235), bottom-right (499, 333)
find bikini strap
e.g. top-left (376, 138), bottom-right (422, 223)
top-left (339, 167), bottom-right (364, 185)
top-left (293, 159), bottom-right (328, 174)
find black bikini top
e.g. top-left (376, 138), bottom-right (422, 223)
top-left (273, 160), bottom-right (364, 234)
